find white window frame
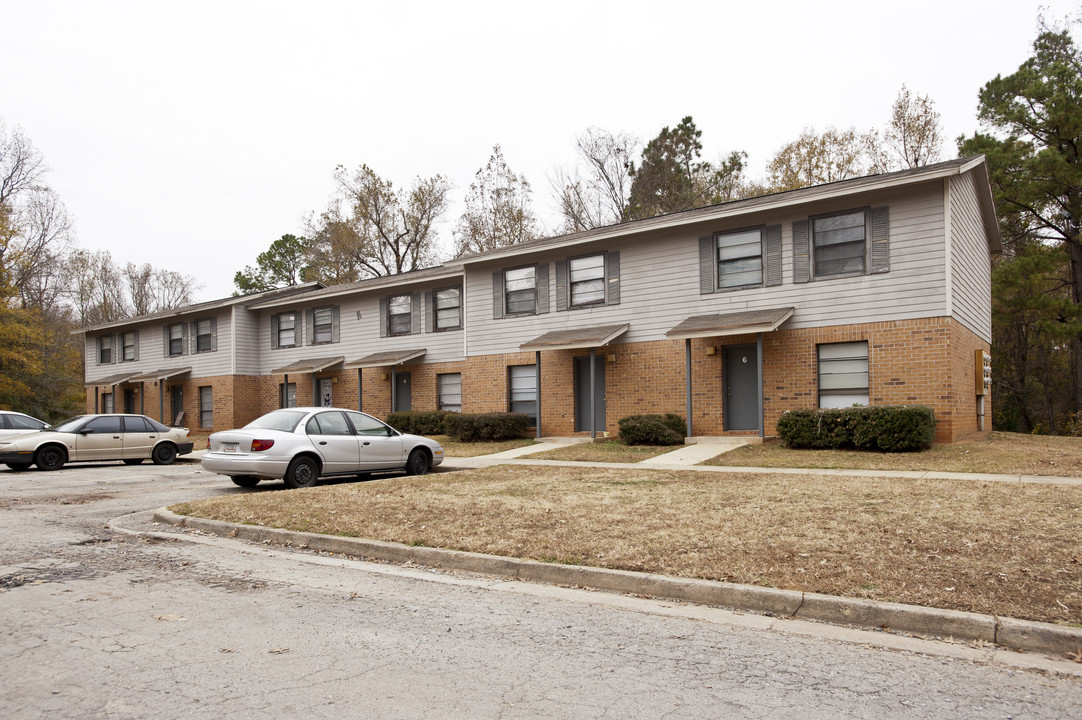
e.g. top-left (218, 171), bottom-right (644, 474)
top-left (818, 341), bottom-right (870, 409)
top-left (195, 318), bottom-right (213, 353)
top-left (716, 228), bottom-right (763, 289)
top-left (434, 287), bottom-right (462, 331)
top-left (438, 373), bottom-right (462, 412)
top-left (812, 209), bottom-right (868, 278)
top-left (277, 312), bottom-right (297, 348)
top-left (508, 365), bottom-right (537, 424)
top-left (121, 332), bottom-right (136, 362)
top-left (388, 294), bottom-right (412, 336)
top-left (198, 386), bottom-right (213, 428)
top-left (504, 266), bottom-right (536, 316)
top-left (167, 323), bottom-right (184, 356)
top-left (569, 254), bottom-right (606, 307)
top-left (313, 307), bottom-right (333, 344)
top-left (99, 335), bottom-right (113, 364)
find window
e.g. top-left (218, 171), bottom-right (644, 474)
top-left (813, 210), bottom-right (866, 277)
top-left (84, 416), bottom-right (122, 434)
top-left (569, 255), bottom-right (606, 307)
top-left (347, 411), bottom-right (393, 437)
top-left (275, 312), bottom-right (297, 348)
top-left (99, 336), bottom-right (113, 364)
top-left (122, 332), bottom-right (136, 362)
top-left (199, 386), bottom-right (213, 428)
top-left (818, 342), bottom-right (869, 409)
top-left (509, 365), bottom-right (537, 424)
top-left (717, 229), bottom-right (762, 288)
top-left (6, 414), bottom-right (45, 431)
top-left (438, 373), bottom-right (462, 412)
top-left (195, 319), bottom-right (213, 353)
top-left (306, 411), bottom-right (353, 436)
top-left (313, 307), bottom-right (333, 344)
top-left (434, 287), bottom-right (462, 331)
top-left (280, 382), bottom-right (297, 408)
top-left (123, 416), bottom-right (154, 433)
top-left (505, 267), bottom-right (536, 315)
top-left (167, 324), bottom-right (184, 356)
top-left (101, 393), bottom-right (114, 413)
top-left (388, 294), bottom-right (412, 335)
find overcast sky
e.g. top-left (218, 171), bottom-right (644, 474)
top-left (5, 0), bottom-right (1079, 302)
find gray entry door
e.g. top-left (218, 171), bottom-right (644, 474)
top-left (724, 344), bottom-right (759, 431)
top-left (394, 371), bottom-right (412, 412)
top-left (573, 355), bottom-right (606, 433)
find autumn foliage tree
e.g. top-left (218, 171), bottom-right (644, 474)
top-left (454, 145), bottom-right (539, 256)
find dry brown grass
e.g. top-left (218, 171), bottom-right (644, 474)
top-left (707, 431), bottom-right (1082, 477)
top-left (431, 436), bottom-right (536, 457)
top-left (173, 465), bottom-right (1082, 625)
top-left (528, 442), bottom-right (680, 463)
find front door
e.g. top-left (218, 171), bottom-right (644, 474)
top-left (724, 344), bottom-right (759, 431)
top-left (170, 386), bottom-right (184, 425)
top-left (394, 372), bottom-right (412, 412)
top-left (318, 377), bottom-right (333, 407)
top-left (123, 388), bottom-right (136, 414)
top-left (573, 355), bottom-right (606, 433)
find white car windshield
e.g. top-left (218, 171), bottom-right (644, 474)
top-left (245, 410), bottom-right (307, 433)
top-left (51, 416), bottom-right (89, 433)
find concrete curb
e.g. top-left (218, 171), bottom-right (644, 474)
top-left (152, 507), bottom-right (1082, 660)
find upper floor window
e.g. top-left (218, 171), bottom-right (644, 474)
top-left (388, 294), bottom-right (412, 335)
top-left (433, 287), bottom-right (462, 331)
top-left (818, 341), bottom-right (869, 409)
top-left (505, 266), bottom-right (536, 315)
top-left (717, 229), bottom-right (763, 288)
top-left (167, 324), bottom-right (184, 356)
top-left (98, 335), bottom-right (113, 364)
top-left (274, 312), bottom-right (297, 348)
top-left (813, 210), bottom-right (867, 277)
top-left (195, 319), bottom-right (213, 353)
top-left (312, 307), bottom-right (333, 344)
top-left (121, 332), bottom-right (137, 362)
top-left (569, 255), bottom-right (605, 307)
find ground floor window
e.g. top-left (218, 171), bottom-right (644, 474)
top-left (818, 341), bottom-right (869, 408)
top-left (508, 365), bottom-right (537, 425)
top-left (438, 373), bottom-right (462, 412)
top-left (280, 382), bottom-right (297, 408)
top-left (198, 386), bottom-right (213, 428)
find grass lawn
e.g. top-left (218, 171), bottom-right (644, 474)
top-left (528, 441), bottom-right (681, 463)
top-left (706, 431), bottom-right (1082, 477)
top-left (430, 436), bottom-right (536, 457)
top-left (173, 465), bottom-right (1082, 626)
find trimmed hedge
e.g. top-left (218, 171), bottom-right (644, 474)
top-left (385, 410), bottom-right (452, 436)
top-left (443, 412), bottom-right (531, 442)
top-left (618, 413), bottom-right (687, 446)
top-left (776, 406), bottom-right (935, 452)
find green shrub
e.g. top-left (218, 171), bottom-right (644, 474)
top-left (618, 414), bottom-right (686, 445)
top-left (776, 405), bottom-right (934, 452)
top-left (385, 411), bottom-right (452, 436)
top-left (443, 412), bottom-right (531, 442)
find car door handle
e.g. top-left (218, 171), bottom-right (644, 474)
top-left (362, 441), bottom-right (370, 446)
top-left (318, 441), bottom-right (328, 445)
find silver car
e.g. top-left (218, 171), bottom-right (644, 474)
top-left (201, 407), bottom-right (445, 489)
top-left (0, 410), bottom-right (49, 441)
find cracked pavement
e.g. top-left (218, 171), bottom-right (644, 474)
top-left (1, 461), bottom-right (1081, 718)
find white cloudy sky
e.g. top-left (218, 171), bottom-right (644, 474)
top-left (4, 0), bottom-right (1078, 302)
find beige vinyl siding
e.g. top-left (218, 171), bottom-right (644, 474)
top-left (949, 171), bottom-right (993, 342)
top-left (233, 306), bottom-right (264, 375)
top-left (464, 182), bottom-right (949, 356)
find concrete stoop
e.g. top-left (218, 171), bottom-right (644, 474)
top-left (152, 507), bottom-right (1082, 663)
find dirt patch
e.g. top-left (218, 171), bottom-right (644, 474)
top-left (172, 465), bottom-right (1082, 625)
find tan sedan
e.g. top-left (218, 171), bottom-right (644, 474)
top-left (0, 414), bottom-right (193, 471)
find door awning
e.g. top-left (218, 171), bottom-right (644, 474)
top-left (665, 307), bottom-right (794, 340)
top-left (344, 349), bottom-right (426, 369)
top-left (519, 323), bottom-right (629, 352)
top-left (270, 356), bottom-right (345, 375)
top-left (127, 366), bottom-right (192, 383)
top-left (85, 371), bottom-right (138, 387)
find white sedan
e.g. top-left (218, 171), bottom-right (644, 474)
top-left (202, 407), bottom-right (445, 489)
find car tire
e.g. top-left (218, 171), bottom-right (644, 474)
top-left (123, 458), bottom-right (144, 465)
top-left (152, 443), bottom-right (177, 465)
top-left (405, 448), bottom-right (430, 476)
top-left (5, 462), bottom-right (31, 472)
top-left (230, 475), bottom-right (261, 488)
top-left (35, 445), bottom-right (66, 471)
top-left (284, 456), bottom-right (319, 489)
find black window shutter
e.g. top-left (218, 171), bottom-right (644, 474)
top-left (96, 336), bottom-right (103, 365)
top-left (305, 309), bottom-right (314, 345)
top-left (764, 225), bottom-right (783, 287)
top-left (536, 263), bottom-right (549, 314)
top-left (424, 291), bottom-right (433, 331)
top-left (271, 314), bottom-right (279, 349)
top-left (162, 327), bottom-right (169, 357)
top-left (869, 206), bottom-right (890, 273)
top-left (411, 293), bottom-right (421, 334)
top-left (210, 317), bottom-right (218, 352)
top-left (492, 271), bottom-right (504, 319)
top-left (331, 306), bottom-right (340, 343)
top-left (792, 220), bottom-right (810, 284)
top-left (606, 251), bottom-right (621, 305)
top-left (555, 259), bottom-right (568, 311)
top-left (379, 297), bottom-right (389, 338)
top-left (133, 330), bottom-right (140, 361)
top-left (698, 235), bottom-right (715, 294)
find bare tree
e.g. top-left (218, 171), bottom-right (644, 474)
top-left (0, 120), bottom-right (46, 207)
top-left (551, 127), bottom-right (638, 233)
top-left (454, 145), bottom-right (539, 256)
top-left (765, 127), bottom-right (881, 193)
top-left (882, 84), bottom-right (944, 169)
